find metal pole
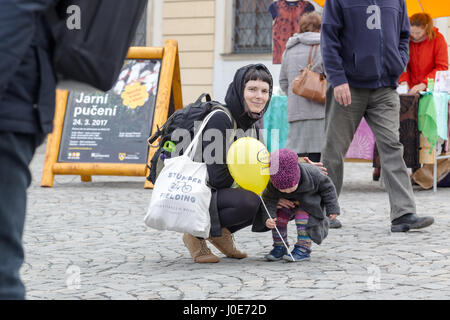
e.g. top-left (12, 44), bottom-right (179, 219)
top-left (259, 195), bottom-right (295, 261)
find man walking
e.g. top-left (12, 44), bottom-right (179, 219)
top-left (320, 0), bottom-right (434, 232)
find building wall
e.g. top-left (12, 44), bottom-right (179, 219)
top-left (434, 17), bottom-right (450, 66)
top-left (447, 17), bottom-right (450, 65)
top-left (435, 17), bottom-right (449, 66)
top-left (161, 0), bottom-right (216, 105)
top-left (154, 3), bottom-right (450, 105)
top-left (212, 0), bottom-right (323, 103)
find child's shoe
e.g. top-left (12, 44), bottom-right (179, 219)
top-left (265, 245), bottom-right (287, 261)
top-left (283, 245), bottom-right (311, 262)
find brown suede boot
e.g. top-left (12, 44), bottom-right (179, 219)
top-left (182, 233), bottom-right (220, 263)
top-left (208, 228), bottom-right (247, 259)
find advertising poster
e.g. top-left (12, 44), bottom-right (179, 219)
top-left (58, 59), bottom-right (161, 164)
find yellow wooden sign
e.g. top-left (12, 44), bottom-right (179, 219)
top-left (41, 39), bottom-right (183, 188)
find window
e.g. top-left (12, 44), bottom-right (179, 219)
top-left (233, 0), bottom-right (272, 54)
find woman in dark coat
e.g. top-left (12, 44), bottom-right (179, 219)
top-left (182, 64), bottom-right (274, 263)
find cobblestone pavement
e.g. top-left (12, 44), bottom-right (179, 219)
top-left (21, 142), bottom-right (450, 300)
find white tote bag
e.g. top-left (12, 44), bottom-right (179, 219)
top-left (144, 110), bottom-right (223, 238)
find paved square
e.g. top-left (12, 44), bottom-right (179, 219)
top-left (22, 142), bottom-right (450, 299)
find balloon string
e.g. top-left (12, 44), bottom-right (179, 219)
top-left (259, 195), bottom-right (295, 261)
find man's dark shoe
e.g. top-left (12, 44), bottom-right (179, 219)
top-left (329, 217), bottom-right (342, 229)
top-left (391, 213), bottom-right (434, 232)
top-left (372, 167), bottom-right (381, 181)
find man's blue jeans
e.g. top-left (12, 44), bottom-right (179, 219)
top-left (0, 131), bottom-right (43, 299)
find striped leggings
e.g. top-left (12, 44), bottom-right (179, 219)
top-left (272, 207), bottom-right (311, 250)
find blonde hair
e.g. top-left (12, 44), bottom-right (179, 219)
top-left (410, 13), bottom-right (436, 40)
top-left (298, 12), bottom-right (322, 33)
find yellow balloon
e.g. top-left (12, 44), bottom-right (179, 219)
top-left (226, 137), bottom-right (270, 195)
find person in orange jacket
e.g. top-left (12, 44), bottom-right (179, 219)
top-left (398, 13), bottom-right (449, 94)
top-left (373, 13), bottom-right (449, 181)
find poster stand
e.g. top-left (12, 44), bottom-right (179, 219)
top-left (41, 39), bottom-right (183, 189)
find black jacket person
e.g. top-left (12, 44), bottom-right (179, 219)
top-left (182, 64), bottom-right (274, 263)
top-left (0, 0), bottom-right (57, 299)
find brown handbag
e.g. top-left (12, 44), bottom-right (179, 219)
top-left (291, 45), bottom-right (326, 104)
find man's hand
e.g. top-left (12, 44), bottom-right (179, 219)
top-left (409, 83), bottom-right (426, 95)
top-left (304, 157), bottom-right (328, 175)
top-left (277, 198), bottom-right (295, 209)
top-left (266, 218), bottom-right (277, 229)
top-left (334, 83), bottom-right (351, 106)
top-left (328, 214), bottom-right (338, 220)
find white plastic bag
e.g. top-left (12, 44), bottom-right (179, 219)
top-left (144, 110), bottom-right (222, 238)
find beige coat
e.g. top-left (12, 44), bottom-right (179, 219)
top-left (279, 32), bottom-right (325, 122)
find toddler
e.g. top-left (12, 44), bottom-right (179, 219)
top-left (262, 148), bottom-right (340, 262)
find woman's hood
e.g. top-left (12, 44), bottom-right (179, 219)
top-left (285, 32), bottom-right (321, 50)
top-left (224, 64), bottom-right (273, 130)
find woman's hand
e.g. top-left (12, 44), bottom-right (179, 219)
top-left (277, 198), bottom-right (295, 209)
top-left (266, 218), bottom-right (277, 229)
top-left (304, 157), bottom-right (328, 175)
top-left (409, 83), bottom-right (426, 95)
top-left (328, 214), bottom-right (338, 221)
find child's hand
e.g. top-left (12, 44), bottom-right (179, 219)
top-left (277, 198), bottom-right (295, 209)
top-left (266, 218), bottom-right (277, 229)
top-left (328, 214), bottom-right (338, 220)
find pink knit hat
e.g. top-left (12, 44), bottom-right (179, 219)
top-left (269, 149), bottom-right (300, 190)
